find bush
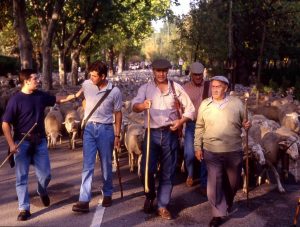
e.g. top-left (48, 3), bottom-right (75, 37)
top-left (0, 55), bottom-right (20, 76)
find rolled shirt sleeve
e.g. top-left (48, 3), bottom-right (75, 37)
top-left (131, 84), bottom-right (146, 107)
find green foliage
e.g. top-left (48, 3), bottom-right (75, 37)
top-left (173, 0), bottom-right (300, 86)
top-left (142, 22), bottom-right (180, 62)
top-left (268, 79), bottom-right (279, 92)
top-left (262, 85), bottom-right (273, 94)
top-left (166, 0), bottom-right (229, 72)
top-left (0, 21), bottom-right (18, 56)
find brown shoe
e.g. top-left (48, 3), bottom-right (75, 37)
top-left (102, 196), bottom-right (112, 207)
top-left (17, 210), bottom-right (31, 221)
top-left (143, 198), bottom-right (154, 213)
top-left (157, 207), bottom-right (172, 220)
top-left (72, 201), bottom-right (89, 213)
top-left (186, 176), bottom-right (193, 187)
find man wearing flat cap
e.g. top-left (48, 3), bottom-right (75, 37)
top-left (194, 75), bottom-right (251, 227)
top-left (182, 62), bottom-right (209, 191)
top-left (132, 58), bottom-right (195, 220)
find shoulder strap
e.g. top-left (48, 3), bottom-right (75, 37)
top-left (202, 80), bottom-right (210, 100)
top-left (170, 80), bottom-right (182, 119)
top-left (82, 86), bottom-right (114, 127)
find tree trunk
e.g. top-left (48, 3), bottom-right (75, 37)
top-left (117, 52), bottom-right (124, 74)
top-left (13, 0), bottom-right (33, 69)
top-left (35, 0), bottom-right (64, 91)
top-left (71, 49), bottom-right (80, 85)
top-left (257, 22), bottom-right (266, 87)
top-left (108, 46), bottom-right (114, 77)
top-left (41, 25), bottom-right (53, 91)
top-left (256, 22), bottom-right (267, 106)
top-left (85, 55), bottom-right (91, 79)
top-left (35, 48), bottom-right (42, 73)
top-left (228, 0), bottom-right (233, 59)
top-left (58, 49), bottom-right (67, 86)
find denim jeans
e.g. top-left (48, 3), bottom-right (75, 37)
top-left (184, 120), bottom-right (207, 186)
top-left (141, 128), bottom-right (178, 208)
top-left (79, 122), bottom-right (114, 202)
top-left (15, 138), bottom-right (51, 211)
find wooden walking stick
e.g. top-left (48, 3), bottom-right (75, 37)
top-left (114, 147), bottom-right (123, 198)
top-left (0, 122), bottom-right (37, 169)
top-left (244, 92), bottom-right (250, 206)
top-left (145, 107), bottom-right (151, 193)
top-left (292, 197), bottom-right (300, 226)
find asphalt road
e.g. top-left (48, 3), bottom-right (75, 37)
top-left (0, 136), bottom-right (299, 227)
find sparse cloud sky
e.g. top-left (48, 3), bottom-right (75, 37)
top-left (152, 0), bottom-right (191, 32)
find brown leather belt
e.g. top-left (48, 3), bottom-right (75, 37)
top-left (151, 125), bottom-right (171, 131)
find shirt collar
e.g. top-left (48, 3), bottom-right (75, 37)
top-left (206, 95), bottom-right (229, 106)
top-left (97, 80), bottom-right (112, 93)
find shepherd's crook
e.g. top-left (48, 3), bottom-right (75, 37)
top-left (244, 92), bottom-right (250, 206)
top-left (145, 107), bottom-right (151, 193)
top-left (0, 122), bottom-right (37, 169)
top-left (114, 147), bottom-right (123, 198)
top-left (292, 197), bottom-right (300, 226)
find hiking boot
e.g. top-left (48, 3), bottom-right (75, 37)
top-left (157, 207), bottom-right (172, 220)
top-left (186, 176), bottom-right (193, 187)
top-left (102, 196), bottom-right (112, 207)
top-left (72, 201), bottom-right (89, 213)
top-left (17, 210), bottom-right (31, 221)
top-left (143, 198), bottom-right (154, 213)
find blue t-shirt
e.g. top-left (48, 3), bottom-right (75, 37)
top-left (2, 90), bottom-right (56, 139)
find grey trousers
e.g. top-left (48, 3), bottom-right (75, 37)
top-left (204, 150), bottom-right (243, 217)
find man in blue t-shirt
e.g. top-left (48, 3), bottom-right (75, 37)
top-left (1, 69), bottom-right (69, 221)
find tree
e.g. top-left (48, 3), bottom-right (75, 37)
top-left (13, 0), bottom-right (33, 69)
top-left (31, 0), bottom-right (65, 90)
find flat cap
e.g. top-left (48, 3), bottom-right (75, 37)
top-left (190, 62), bottom-right (204, 74)
top-left (210, 75), bottom-right (229, 85)
top-left (152, 59), bottom-right (172, 69)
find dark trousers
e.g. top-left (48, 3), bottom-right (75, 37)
top-left (141, 128), bottom-right (178, 208)
top-left (204, 149), bottom-right (243, 217)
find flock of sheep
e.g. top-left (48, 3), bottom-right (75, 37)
top-left (1, 69), bottom-right (300, 194)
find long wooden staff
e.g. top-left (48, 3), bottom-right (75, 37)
top-left (145, 107), bottom-right (151, 193)
top-left (292, 197), bottom-right (300, 226)
top-left (114, 147), bottom-right (123, 198)
top-left (0, 123), bottom-right (37, 169)
top-left (244, 92), bottom-right (250, 206)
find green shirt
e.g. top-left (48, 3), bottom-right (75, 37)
top-left (194, 96), bottom-right (245, 153)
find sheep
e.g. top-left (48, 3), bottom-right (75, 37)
top-left (44, 105), bottom-right (63, 148)
top-left (124, 123), bottom-right (144, 176)
top-left (63, 110), bottom-right (80, 150)
top-left (259, 132), bottom-right (299, 193)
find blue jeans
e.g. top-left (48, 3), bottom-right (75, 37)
top-left (141, 128), bottom-right (178, 208)
top-left (79, 122), bottom-right (114, 202)
top-left (184, 120), bottom-right (207, 186)
top-left (15, 138), bottom-right (51, 211)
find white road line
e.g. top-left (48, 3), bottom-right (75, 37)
top-left (90, 199), bottom-right (105, 227)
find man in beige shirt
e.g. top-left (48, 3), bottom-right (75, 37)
top-left (194, 76), bottom-right (250, 227)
